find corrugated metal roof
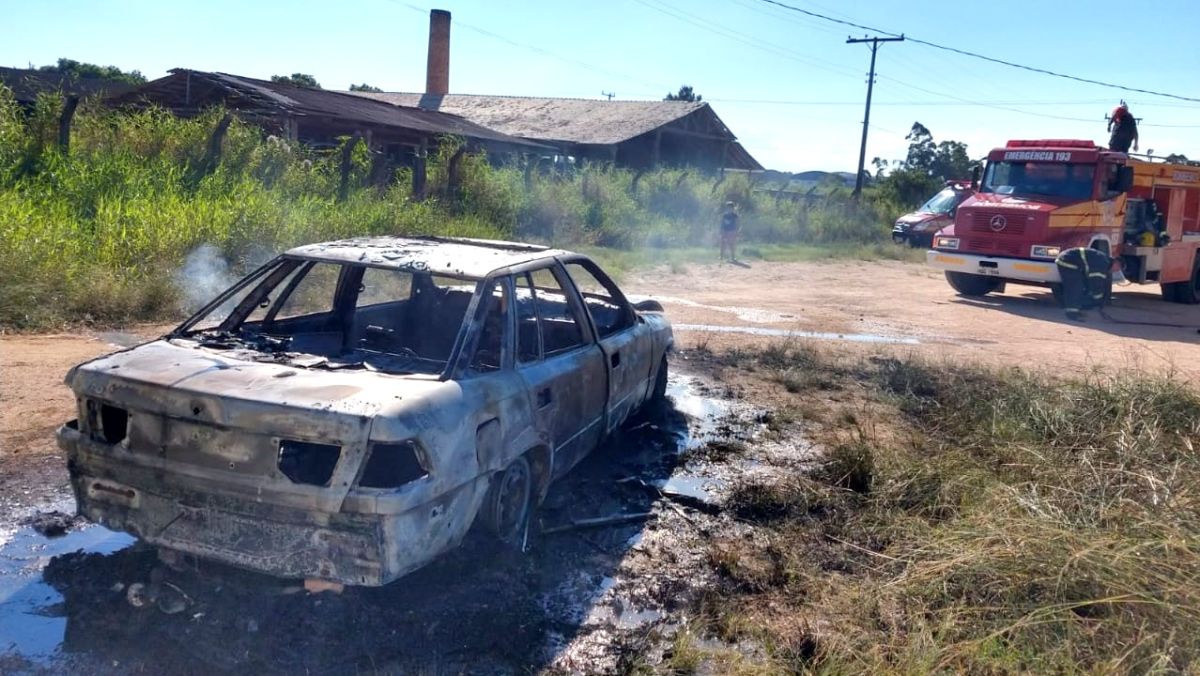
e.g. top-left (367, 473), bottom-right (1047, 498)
top-left (0, 66), bottom-right (131, 104)
top-left (350, 92), bottom-right (712, 146)
top-left (113, 70), bottom-right (545, 150)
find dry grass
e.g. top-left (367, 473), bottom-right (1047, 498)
top-left (696, 344), bottom-right (1200, 674)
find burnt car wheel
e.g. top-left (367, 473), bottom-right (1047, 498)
top-left (484, 456), bottom-right (533, 546)
top-left (945, 271), bottom-right (1002, 297)
top-left (650, 356), bottom-right (669, 403)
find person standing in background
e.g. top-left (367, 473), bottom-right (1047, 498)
top-left (719, 201), bottom-right (740, 262)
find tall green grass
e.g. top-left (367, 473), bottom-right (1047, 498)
top-left (0, 88), bottom-right (907, 329)
top-left (697, 345), bottom-right (1200, 674)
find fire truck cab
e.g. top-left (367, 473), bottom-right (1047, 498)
top-left (927, 139), bottom-right (1200, 304)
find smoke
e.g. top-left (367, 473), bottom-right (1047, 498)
top-left (176, 244), bottom-right (236, 313)
top-left (175, 244), bottom-right (279, 315)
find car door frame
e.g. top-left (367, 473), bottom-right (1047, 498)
top-left (556, 255), bottom-right (651, 435)
top-left (500, 261), bottom-right (609, 480)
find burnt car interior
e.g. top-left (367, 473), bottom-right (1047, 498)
top-left (174, 258), bottom-right (482, 375)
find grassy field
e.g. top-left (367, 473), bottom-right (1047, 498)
top-left (673, 343), bottom-right (1200, 674)
top-left (0, 89), bottom-right (915, 330)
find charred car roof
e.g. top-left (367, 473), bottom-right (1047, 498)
top-left (284, 236), bottom-right (572, 278)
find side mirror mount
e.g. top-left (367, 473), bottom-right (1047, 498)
top-left (633, 299), bottom-right (664, 313)
top-left (1115, 166), bottom-right (1135, 193)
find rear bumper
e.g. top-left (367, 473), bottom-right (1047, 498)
top-left (57, 423), bottom-right (483, 586)
top-left (926, 250), bottom-right (1061, 284)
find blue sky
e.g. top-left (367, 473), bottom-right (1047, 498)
top-left (4, 0), bottom-right (1199, 171)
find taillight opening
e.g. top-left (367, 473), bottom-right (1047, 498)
top-left (278, 440), bottom-right (342, 486)
top-left (358, 441), bottom-right (427, 489)
top-left (87, 401), bottom-right (128, 445)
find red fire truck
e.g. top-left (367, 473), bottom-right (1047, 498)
top-left (927, 139), bottom-right (1200, 304)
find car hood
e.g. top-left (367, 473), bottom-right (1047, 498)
top-left (897, 211), bottom-right (944, 225)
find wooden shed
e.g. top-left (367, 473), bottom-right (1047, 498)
top-left (353, 92), bottom-right (763, 171)
top-left (107, 69), bottom-right (545, 158)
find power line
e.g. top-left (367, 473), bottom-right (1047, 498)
top-left (643, 0), bottom-right (1200, 126)
top-left (632, 0), bottom-right (860, 78)
top-left (754, 0), bottom-right (1200, 103)
top-left (874, 74), bottom-right (1200, 128)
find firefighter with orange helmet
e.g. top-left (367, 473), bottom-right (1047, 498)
top-left (1107, 102), bottom-right (1139, 154)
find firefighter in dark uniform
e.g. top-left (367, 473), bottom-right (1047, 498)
top-left (1107, 102), bottom-right (1139, 154)
top-left (1055, 247), bottom-right (1111, 321)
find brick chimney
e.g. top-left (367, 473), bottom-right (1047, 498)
top-left (426, 9), bottom-right (450, 96)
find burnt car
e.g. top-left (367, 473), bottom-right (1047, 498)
top-left (891, 180), bottom-right (974, 247)
top-left (57, 236), bottom-right (672, 586)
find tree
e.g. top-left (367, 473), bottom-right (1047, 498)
top-left (1165, 153), bottom-right (1190, 163)
top-left (37, 58), bottom-right (145, 86)
top-left (665, 85), bottom-right (702, 102)
top-left (349, 83), bottom-right (383, 93)
top-left (271, 73), bottom-right (321, 89)
top-left (902, 121), bottom-right (977, 180)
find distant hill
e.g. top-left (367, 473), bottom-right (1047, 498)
top-left (757, 169), bottom-right (856, 188)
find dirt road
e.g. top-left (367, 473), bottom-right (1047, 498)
top-left (630, 259), bottom-right (1199, 379)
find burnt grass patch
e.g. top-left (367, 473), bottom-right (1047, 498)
top-left (677, 342), bottom-right (1200, 674)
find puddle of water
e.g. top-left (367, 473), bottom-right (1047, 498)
top-left (0, 523), bottom-right (134, 660)
top-left (674, 323), bottom-right (920, 345)
top-left (627, 295), bottom-right (796, 324)
top-left (654, 475), bottom-right (725, 508)
top-left (665, 376), bottom-right (730, 434)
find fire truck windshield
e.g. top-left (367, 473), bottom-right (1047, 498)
top-left (980, 161), bottom-right (1095, 200)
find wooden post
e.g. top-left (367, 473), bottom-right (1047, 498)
top-left (446, 145), bottom-right (466, 205)
top-left (631, 167), bottom-right (646, 194)
top-left (58, 95), bottom-right (80, 154)
top-left (523, 155), bottom-right (535, 190)
top-left (338, 132), bottom-right (364, 202)
top-left (412, 141), bottom-right (428, 201)
top-left (368, 143), bottom-right (390, 195)
top-left (188, 113), bottom-right (233, 187)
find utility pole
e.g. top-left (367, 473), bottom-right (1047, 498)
top-left (601, 91), bottom-right (615, 101)
top-left (847, 34), bottom-right (904, 198)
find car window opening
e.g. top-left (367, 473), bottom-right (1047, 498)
top-left (174, 259), bottom-right (480, 375)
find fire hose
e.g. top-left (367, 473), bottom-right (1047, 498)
top-left (1100, 279), bottom-right (1200, 331)
top-left (1098, 305), bottom-right (1200, 331)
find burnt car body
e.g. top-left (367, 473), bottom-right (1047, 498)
top-left (892, 180), bottom-right (974, 247)
top-left (56, 236), bottom-right (673, 586)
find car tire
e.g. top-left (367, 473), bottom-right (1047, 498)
top-left (650, 356), bottom-right (669, 404)
top-left (945, 271), bottom-right (1002, 297)
top-left (483, 455), bottom-right (533, 547)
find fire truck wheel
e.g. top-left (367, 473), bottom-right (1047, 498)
top-left (945, 271), bottom-right (1002, 297)
top-left (1178, 259), bottom-right (1200, 305)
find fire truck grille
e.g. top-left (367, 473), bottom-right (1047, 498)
top-left (970, 212), bottom-right (1027, 236)
top-left (964, 238), bottom-right (1023, 256)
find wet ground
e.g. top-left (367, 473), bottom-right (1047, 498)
top-left (0, 373), bottom-right (798, 675)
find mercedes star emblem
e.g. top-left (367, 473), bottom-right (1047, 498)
top-left (989, 214), bottom-right (1007, 232)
